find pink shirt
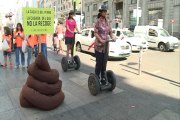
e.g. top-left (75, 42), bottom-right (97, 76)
top-left (65, 19), bottom-right (76, 38)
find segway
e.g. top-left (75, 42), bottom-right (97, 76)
top-left (88, 39), bottom-right (116, 96)
top-left (61, 33), bottom-right (81, 72)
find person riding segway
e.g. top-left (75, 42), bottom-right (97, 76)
top-left (88, 4), bottom-right (116, 96)
top-left (61, 11), bottom-right (81, 72)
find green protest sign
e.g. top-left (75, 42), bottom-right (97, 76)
top-left (23, 7), bottom-right (54, 34)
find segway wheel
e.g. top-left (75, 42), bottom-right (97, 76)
top-left (61, 57), bottom-right (68, 72)
top-left (107, 70), bottom-right (116, 91)
top-left (74, 55), bottom-right (81, 70)
top-left (88, 73), bottom-right (100, 96)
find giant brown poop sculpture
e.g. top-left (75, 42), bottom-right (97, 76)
top-left (20, 53), bottom-right (65, 110)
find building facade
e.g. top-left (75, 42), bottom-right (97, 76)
top-left (83, 0), bottom-right (180, 37)
top-left (42, 0), bottom-right (74, 20)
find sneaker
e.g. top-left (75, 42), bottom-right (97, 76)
top-left (21, 65), bottom-right (26, 68)
top-left (3, 64), bottom-right (7, 69)
top-left (14, 65), bottom-right (19, 69)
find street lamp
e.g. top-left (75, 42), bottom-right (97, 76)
top-left (79, 0), bottom-right (83, 30)
top-left (136, 0), bottom-right (139, 26)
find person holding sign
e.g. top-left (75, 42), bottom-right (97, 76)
top-left (33, 34), bottom-right (38, 58)
top-left (14, 23), bottom-right (25, 68)
top-left (2, 27), bottom-right (13, 68)
top-left (65, 11), bottom-right (80, 59)
top-left (27, 34), bottom-right (37, 68)
top-left (39, 34), bottom-right (47, 59)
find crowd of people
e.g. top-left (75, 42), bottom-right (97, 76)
top-left (1, 22), bottom-right (48, 68)
top-left (0, 10), bottom-right (80, 69)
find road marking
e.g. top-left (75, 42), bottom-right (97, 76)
top-left (152, 70), bottom-right (161, 74)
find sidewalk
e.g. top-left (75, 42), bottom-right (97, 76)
top-left (0, 34), bottom-right (179, 120)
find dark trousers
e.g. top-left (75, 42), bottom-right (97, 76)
top-left (95, 50), bottom-right (108, 78)
top-left (11, 29), bottom-right (14, 51)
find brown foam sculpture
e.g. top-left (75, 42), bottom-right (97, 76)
top-left (20, 53), bottom-right (65, 110)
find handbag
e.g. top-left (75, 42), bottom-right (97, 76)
top-left (2, 39), bottom-right (10, 51)
top-left (22, 40), bottom-right (27, 53)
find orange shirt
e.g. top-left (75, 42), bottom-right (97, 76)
top-left (40, 34), bottom-right (47, 44)
top-left (33, 35), bottom-right (38, 45)
top-left (27, 35), bottom-right (37, 48)
top-left (2, 34), bottom-right (12, 52)
top-left (14, 31), bottom-right (24, 47)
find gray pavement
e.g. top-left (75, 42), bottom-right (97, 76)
top-left (0, 35), bottom-right (179, 120)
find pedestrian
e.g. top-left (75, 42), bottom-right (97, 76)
top-left (65, 10), bottom-right (80, 60)
top-left (39, 34), bottom-right (47, 59)
top-left (6, 15), bottom-right (14, 51)
top-left (52, 33), bottom-right (58, 52)
top-left (55, 20), bottom-right (64, 53)
top-left (2, 27), bottom-right (13, 68)
top-left (14, 23), bottom-right (25, 68)
top-left (27, 35), bottom-right (36, 68)
top-left (94, 5), bottom-right (114, 81)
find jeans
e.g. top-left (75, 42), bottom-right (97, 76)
top-left (34, 45), bottom-right (38, 57)
top-left (41, 43), bottom-right (47, 59)
top-left (27, 46), bottom-right (32, 66)
top-left (15, 47), bottom-right (25, 66)
top-left (95, 50), bottom-right (108, 78)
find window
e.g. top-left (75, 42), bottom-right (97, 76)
top-left (93, 15), bottom-right (97, 23)
top-left (91, 31), bottom-right (94, 38)
top-left (58, 0), bottom-right (60, 4)
top-left (174, 0), bottom-right (180, 5)
top-left (93, 4), bottom-right (97, 11)
top-left (103, 1), bottom-right (108, 9)
top-left (148, 29), bottom-right (158, 37)
top-left (112, 30), bottom-right (116, 34)
top-left (148, 9), bottom-right (162, 26)
top-left (58, 7), bottom-right (60, 11)
top-left (54, 1), bottom-right (56, 6)
top-left (82, 30), bottom-right (89, 36)
top-left (87, 6), bottom-right (90, 12)
top-left (117, 31), bottom-right (121, 37)
top-left (131, 0), bottom-right (137, 4)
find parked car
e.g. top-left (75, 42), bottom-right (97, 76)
top-left (112, 28), bottom-right (148, 52)
top-left (75, 28), bottom-right (131, 58)
top-left (134, 26), bottom-right (179, 52)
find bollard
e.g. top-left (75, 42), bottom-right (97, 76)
top-left (138, 45), bottom-right (143, 75)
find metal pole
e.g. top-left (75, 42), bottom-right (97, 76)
top-left (136, 0), bottom-right (139, 26)
top-left (138, 46), bottom-right (143, 75)
top-left (54, 6), bottom-right (56, 20)
top-left (80, 0), bottom-right (82, 30)
top-left (172, 23), bottom-right (173, 36)
top-left (37, 0), bottom-right (41, 53)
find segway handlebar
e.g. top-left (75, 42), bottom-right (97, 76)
top-left (106, 38), bottom-right (116, 42)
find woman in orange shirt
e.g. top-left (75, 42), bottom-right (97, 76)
top-left (2, 27), bottom-right (13, 68)
top-left (27, 34), bottom-right (37, 67)
top-left (14, 23), bottom-right (25, 68)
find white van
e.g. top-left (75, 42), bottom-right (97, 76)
top-left (134, 26), bottom-right (179, 52)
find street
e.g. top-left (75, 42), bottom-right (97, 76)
top-left (1, 36), bottom-right (179, 119)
